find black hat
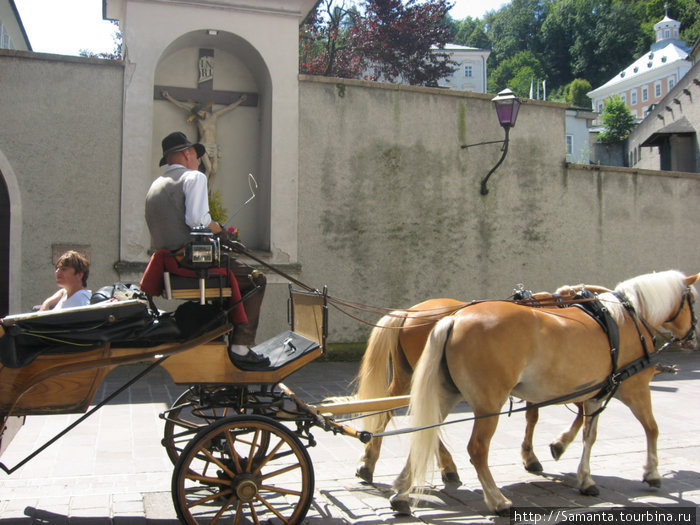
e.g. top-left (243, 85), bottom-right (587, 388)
top-left (159, 131), bottom-right (206, 167)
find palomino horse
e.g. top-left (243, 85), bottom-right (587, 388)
top-left (391, 270), bottom-right (698, 515)
top-left (356, 285), bottom-right (612, 483)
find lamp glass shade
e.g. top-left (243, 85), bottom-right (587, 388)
top-left (492, 89), bottom-right (521, 129)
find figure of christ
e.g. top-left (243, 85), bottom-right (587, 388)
top-left (162, 91), bottom-right (247, 187)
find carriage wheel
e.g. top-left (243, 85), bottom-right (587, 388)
top-left (162, 387), bottom-right (239, 465)
top-left (172, 415), bottom-right (315, 525)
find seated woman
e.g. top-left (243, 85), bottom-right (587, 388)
top-left (39, 251), bottom-right (91, 311)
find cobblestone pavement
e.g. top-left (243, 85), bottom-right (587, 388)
top-left (0, 351), bottom-right (698, 524)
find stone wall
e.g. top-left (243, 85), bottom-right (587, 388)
top-left (0, 50), bottom-right (124, 311)
top-left (296, 76), bottom-right (700, 342)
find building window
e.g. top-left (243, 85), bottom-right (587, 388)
top-left (566, 135), bottom-right (573, 156)
top-left (642, 86), bottom-right (648, 102)
top-left (654, 81), bottom-right (662, 98)
top-left (668, 77), bottom-right (675, 90)
top-left (620, 94), bottom-right (626, 104)
top-left (464, 65), bottom-right (472, 78)
top-left (597, 102), bottom-right (604, 113)
top-left (631, 91), bottom-right (637, 105)
top-left (0, 20), bottom-right (15, 49)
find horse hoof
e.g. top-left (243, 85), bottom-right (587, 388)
top-left (494, 504), bottom-right (513, 517)
top-left (550, 442), bottom-right (564, 460)
top-left (580, 484), bottom-right (599, 496)
top-left (390, 496), bottom-right (412, 516)
top-left (442, 471), bottom-right (461, 484)
top-left (356, 466), bottom-right (373, 484)
top-left (644, 477), bottom-right (661, 489)
top-left (525, 460), bottom-right (543, 473)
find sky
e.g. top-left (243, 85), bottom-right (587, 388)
top-left (14, 0), bottom-right (512, 57)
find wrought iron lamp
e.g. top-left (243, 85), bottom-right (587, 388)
top-left (462, 88), bottom-right (521, 195)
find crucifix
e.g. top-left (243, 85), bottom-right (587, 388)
top-left (154, 48), bottom-right (258, 187)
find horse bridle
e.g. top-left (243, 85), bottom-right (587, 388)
top-left (664, 288), bottom-right (697, 347)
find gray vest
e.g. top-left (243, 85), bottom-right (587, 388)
top-left (145, 166), bottom-right (191, 251)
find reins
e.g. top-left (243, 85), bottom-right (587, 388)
top-left (224, 240), bottom-right (602, 330)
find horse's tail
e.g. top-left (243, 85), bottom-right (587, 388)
top-left (403, 315), bottom-right (455, 492)
top-left (354, 311), bottom-right (406, 432)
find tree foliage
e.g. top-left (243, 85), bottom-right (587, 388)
top-left (301, 0), bottom-right (699, 97)
top-left (357, 0), bottom-right (456, 85)
top-left (299, 0), bottom-right (364, 78)
top-left (597, 95), bottom-right (636, 143)
top-left (300, 0), bottom-right (456, 86)
top-left (563, 78), bottom-right (593, 108)
top-left (489, 50), bottom-right (546, 96)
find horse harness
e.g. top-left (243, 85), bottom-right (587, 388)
top-left (564, 287), bottom-right (696, 416)
top-left (568, 290), bottom-right (652, 414)
top-left (371, 287), bottom-right (697, 438)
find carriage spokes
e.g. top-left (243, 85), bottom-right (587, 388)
top-left (172, 415), bottom-right (314, 525)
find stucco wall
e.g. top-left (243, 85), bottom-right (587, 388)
top-left (0, 50), bottom-right (123, 311)
top-left (297, 76), bottom-right (700, 343)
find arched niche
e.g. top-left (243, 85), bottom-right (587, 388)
top-left (152, 30), bottom-right (272, 251)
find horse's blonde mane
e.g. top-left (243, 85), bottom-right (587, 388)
top-left (602, 270), bottom-right (694, 326)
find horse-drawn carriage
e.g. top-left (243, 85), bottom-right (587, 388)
top-left (0, 233), bottom-right (697, 523)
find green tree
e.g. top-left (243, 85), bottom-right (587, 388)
top-left (541, 0), bottom-right (640, 89)
top-left (489, 50), bottom-right (546, 95)
top-left (597, 95), bottom-right (635, 144)
top-left (563, 78), bottom-right (592, 108)
top-left (453, 18), bottom-right (491, 49)
top-left (486, 0), bottom-right (550, 72)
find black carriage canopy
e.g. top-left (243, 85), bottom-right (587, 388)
top-left (0, 285), bottom-right (229, 369)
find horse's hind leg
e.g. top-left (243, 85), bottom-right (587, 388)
top-left (357, 416), bottom-right (390, 483)
top-left (438, 439), bottom-right (460, 483)
top-left (577, 398), bottom-right (603, 495)
top-left (469, 414), bottom-right (512, 515)
top-left (550, 402), bottom-right (584, 460)
top-left (357, 339), bottom-right (412, 484)
top-left (521, 403), bottom-right (543, 472)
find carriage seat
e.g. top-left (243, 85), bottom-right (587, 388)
top-left (0, 300), bottom-right (170, 368)
top-left (162, 271), bottom-right (233, 301)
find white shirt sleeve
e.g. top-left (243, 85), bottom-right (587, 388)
top-left (182, 170), bottom-right (212, 228)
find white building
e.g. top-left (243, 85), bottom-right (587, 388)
top-left (366, 43), bottom-right (490, 93)
top-left (565, 108), bottom-right (596, 164)
top-left (0, 0), bottom-right (31, 51)
top-left (588, 10), bottom-right (691, 122)
top-left (437, 43), bottom-right (490, 93)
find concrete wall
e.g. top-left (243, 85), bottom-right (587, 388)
top-left (296, 76), bottom-right (700, 342)
top-left (0, 50), bottom-right (124, 311)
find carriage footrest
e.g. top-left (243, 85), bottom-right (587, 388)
top-left (251, 331), bottom-right (319, 370)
